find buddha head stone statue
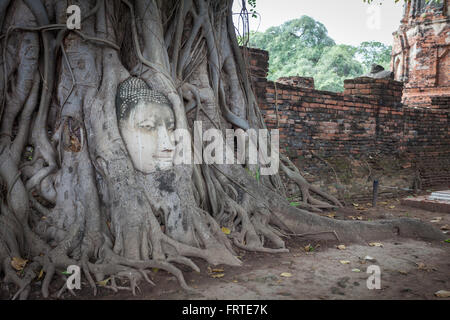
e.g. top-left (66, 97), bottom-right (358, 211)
top-left (116, 77), bottom-right (175, 173)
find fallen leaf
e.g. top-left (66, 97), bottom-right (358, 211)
top-left (389, 205), bottom-right (396, 209)
top-left (430, 217), bottom-right (443, 223)
top-left (280, 272), bottom-right (292, 278)
top-left (398, 270), bottom-right (408, 275)
top-left (211, 273), bottom-right (225, 279)
top-left (326, 213), bottom-right (336, 219)
top-left (352, 268), bottom-right (361, 272)
top-left (211, 268), bottom-right (224, 273)
top-left (348, 216), bottom-right (356, 220)
top-left (11, 257), bottom-right (27, 271)
top-left (340, 260), bottom-right (351, 265)
top-left (435, 290), bottom-right (450, 298)
top-left (364, 255), bottom-right (376, 262)
top-left (352, 203), bottom-right (359, 207)
top-left (337, 244), bottom-right (346, 250)
top-left (97, 278), bottom-right (111, 286)
top-left (356, 216), bottom-right (363, 220)
top-left (221, 227), bottom-right (231, 235)
top-left (37, 269), bottom-right (44, 280)
top-left (369, 242), bottom-right (383, 247)
top-left (232, 280), bottom-right (238, 283)
top-left (440, 225), bottom-right (449, 231)
top-left (304, 244), bottom-right (314, 252)
top-left (416, 262), bottom-right (436, 272)
top-left (416, 262), bottom-right (426, 270)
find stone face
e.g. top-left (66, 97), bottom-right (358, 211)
top-left (116, 77), bottom-right (176, 174)
top-left (391, 1), bottom-right (450, 108)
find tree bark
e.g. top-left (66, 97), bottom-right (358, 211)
top-left (0, 0), bottom-right (444, 299)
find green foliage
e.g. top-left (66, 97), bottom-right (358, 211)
top-left (247, 0), bottom-right (257, 18)
top-left (248, 16), bottom-right (392, 92)
top-left (356, 41), bottom-right (392, 74)
top-left (315, 45), bottom-right (364, 92)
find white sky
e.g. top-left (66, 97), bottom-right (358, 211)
top-left (233, 0), bottom-right (405, 46)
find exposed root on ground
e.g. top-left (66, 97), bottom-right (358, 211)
top-left (0, 0), bottom-right (445, 300)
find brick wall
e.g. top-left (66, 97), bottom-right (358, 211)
top-left (243, 47), bottom-right (450, 188)
top-left (277, 76), bottom-right (315, 89)
top-left (391, 0), bottom-right (450, 107)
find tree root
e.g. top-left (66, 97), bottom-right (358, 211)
top-left (0, 0), bottom-right (447, 301)
top-left (280, 154), bottom-right (343, 211)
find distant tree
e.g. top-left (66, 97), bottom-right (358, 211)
top-left (315, 45), bottom-right (364, 92)
top-left (356, 42), bottom-right (392, 74)
top-left (248, 16), bottom-right (393, 91)
top-left (249, 16), bottom-right (337, 84)
top-left (0, 0), bottom-right (442, 300)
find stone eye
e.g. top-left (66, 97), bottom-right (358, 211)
top-left (138, 122), bottom-right (155, 130)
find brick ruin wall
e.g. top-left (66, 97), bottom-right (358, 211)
top-left (392, 0), bottom-right (450, 108)
top-left (242, 47), bottom-right (450, 189)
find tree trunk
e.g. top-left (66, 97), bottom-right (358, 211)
top-left (0, 0), bottom-right (444, 299)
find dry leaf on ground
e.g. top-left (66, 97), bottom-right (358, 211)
top-left (37, 269), bottom-right (44, 280)
top-left (416, 262), bottom-right (436, 272)
top-left (369, 242), bottom-right (383, 247)
top-left (97, 278), bottom-right (111, 286)
top-left (280, 272), bottom-right (292, 278)
top-left (337, 244), bottom-right (346, 250)
top-left (11, 257), bottom-right (27, 271)
top-left (434, 290), bottom-right (450, 298)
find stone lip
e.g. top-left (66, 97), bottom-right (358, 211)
top-left (401, 191), bottom-right (450, 213)
top-left (429, 190), bottom-right (450, 202)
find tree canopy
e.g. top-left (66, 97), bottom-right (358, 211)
top-left (247, 16), bottom-right (392, 92)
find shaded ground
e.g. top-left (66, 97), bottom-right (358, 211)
top-left (1, 197), bottom-right (449, 300)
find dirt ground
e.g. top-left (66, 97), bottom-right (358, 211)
top-left (2, 197), bottom-right (449, 300)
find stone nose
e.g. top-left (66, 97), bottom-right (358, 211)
top-left (157, 125), bottom-right (175, 152)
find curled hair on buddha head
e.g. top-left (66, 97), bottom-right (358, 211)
top-left (116, 77), bottom-right (171, 121)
